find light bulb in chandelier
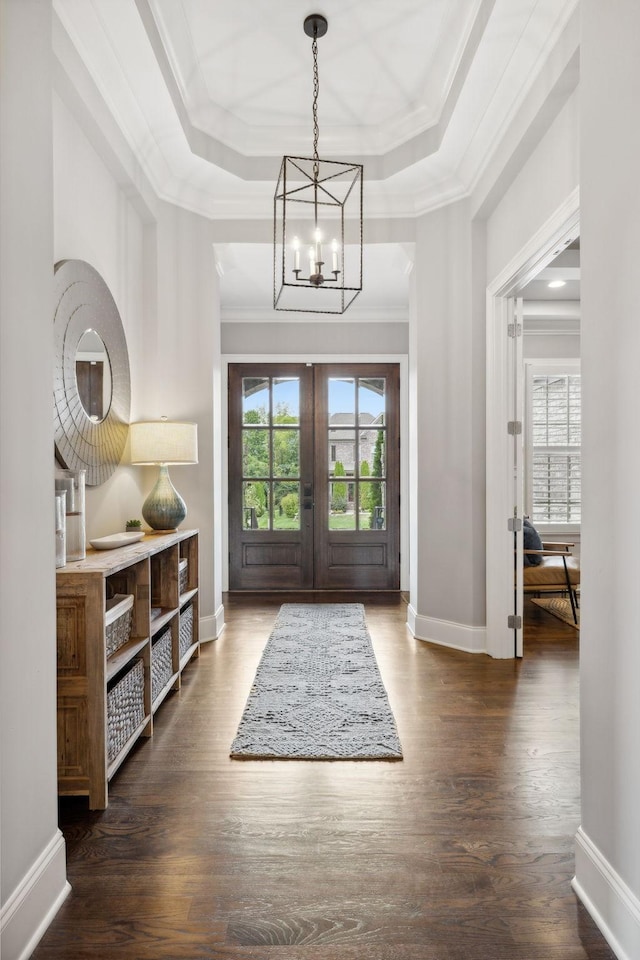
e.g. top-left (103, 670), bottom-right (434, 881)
top-left (290, 229), bottom-right (341, 286)
top-left (314, 227), bottom-right (322, 267)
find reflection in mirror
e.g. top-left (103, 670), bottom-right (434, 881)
top-left (75, 329), bottom-right (112, 422)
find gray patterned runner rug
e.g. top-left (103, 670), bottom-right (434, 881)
top-left (230, 603), bottom-right (403, 760)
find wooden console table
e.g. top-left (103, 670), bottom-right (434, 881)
top-left (56, 529), bottom-right (199, 809)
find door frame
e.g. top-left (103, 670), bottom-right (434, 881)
top-left (222, 353), bottom-right (409, 593)
top-left (486, 188), bottom-right (579, 658)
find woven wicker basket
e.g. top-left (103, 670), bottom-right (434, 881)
top-left (107, 659), bottom-right (144, 763)
top-left (178, 558), bottom-right (188, 595)
top-left (105, 594), bottom-right (134, 657)
top-left (151, 628), bottom-right (173, 703)
top-left (179, 603), bottom-right (194, 657)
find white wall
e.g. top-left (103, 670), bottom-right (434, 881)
top-left (486, 90), bottom-right (579, 285)
top-left (138, 202), bottom-right (222, 639)
top-left (221, 321), bottom-right (408, 355)
top-left (407, 199), bottom-right (487, 653)
top-left (575, 2), bottom-right (640, 957)
top-left (523, 329), bottom-right (580, 360)
top-left (0, 2), bottom-right (69, 957)
top-left (53, 92), bottom-right (147, 538)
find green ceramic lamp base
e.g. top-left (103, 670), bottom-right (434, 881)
top-left (142, 463), bottom-right (187, 531)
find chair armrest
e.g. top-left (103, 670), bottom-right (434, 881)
top-left (541, 541), bottom-right (574, 551)
top-left (523, 548), bottom-right (574, 557)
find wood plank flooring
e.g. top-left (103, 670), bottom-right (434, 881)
top-left (32, 594), bottom-right (615, 960)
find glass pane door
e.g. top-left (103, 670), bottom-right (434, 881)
top-left (314, 364), bottom-right (399, 590)
top-left (229, 364), bottom-right (314, 590)
top-left (241, 376), bottom-right (301, 531)
top-left (229, 362), bottom-right (400, 592)
top-left (327, 377), bottom-right (387, 532)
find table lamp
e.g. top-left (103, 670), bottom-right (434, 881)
top-left (129, 419), bottom-right (198, 531)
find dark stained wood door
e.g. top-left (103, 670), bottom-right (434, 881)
top-left (313, 364), bottom-right (400, 590)
top-left (228, 362), bottom-right (400, 591)
top-left (228, 364), bottom-right (314, 590)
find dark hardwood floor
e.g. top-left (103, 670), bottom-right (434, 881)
top-left (33, 593), bottom-right (615, 959)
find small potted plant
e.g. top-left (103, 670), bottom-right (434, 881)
top-left (125, 518), bottom-right (142, 532)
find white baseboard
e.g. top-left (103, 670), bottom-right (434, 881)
top-left (406, 604), bottom-right (487, 654)
top-left (0, 829), bottom-right (70, 960)
top-left (199, 603), bottom-right (225, 643)
top-left (573, 826), bottom-right (640, 960)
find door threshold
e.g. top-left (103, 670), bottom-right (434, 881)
top-left (225, 589), bottom-right (405, 605)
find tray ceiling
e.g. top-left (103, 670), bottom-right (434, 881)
top-left (54, 0), bottom-right (580, 220)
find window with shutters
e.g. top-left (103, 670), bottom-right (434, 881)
top-left (525, 362), bottom-right (581, 529)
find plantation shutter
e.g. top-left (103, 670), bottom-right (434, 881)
top-left (531, 374), bottom-right (581, 523)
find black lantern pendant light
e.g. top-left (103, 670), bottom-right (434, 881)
top-left (273, 14), bottom-right (363, 314)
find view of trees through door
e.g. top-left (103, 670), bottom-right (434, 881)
top-left (228, 362), bottom-right (400, 591)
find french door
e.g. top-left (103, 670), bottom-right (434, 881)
top-left (228, 363), bottom-right (400, 591)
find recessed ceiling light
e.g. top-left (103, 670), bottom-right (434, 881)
top-left (548, 279), bottom-right (566, 288)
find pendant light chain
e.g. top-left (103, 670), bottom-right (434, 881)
top-left (312, 28), bottom-right (320, 175)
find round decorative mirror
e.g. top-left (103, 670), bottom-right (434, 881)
top-left (54, 260), bottom-right (130, 485)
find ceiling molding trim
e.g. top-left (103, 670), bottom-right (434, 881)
top-left (487, 186), bottom-right (579, 296)
top-left (220, 307), bottom-right (409, 325)
top-left (470, 6), bottom-right (580, 221)
top-left (134, 0), bottom-right (257, 181)
top-left (523, 318), bottom-right (580, 335)
top-left (522, 300), bottom-right (580, 320)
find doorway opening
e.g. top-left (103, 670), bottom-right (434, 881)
top-left (485, 189), bottom-right (579, 658)
top-left (518, 244), bottom-right (581, 648)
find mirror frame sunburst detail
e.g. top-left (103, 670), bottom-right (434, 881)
top-left (53, 259), bottom-right (130, 486)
